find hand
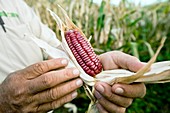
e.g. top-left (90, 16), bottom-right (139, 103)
top-left (0, 58), bottom-right (83, 113)
top-left (94, 82), bottom-right (146, 113)
top-left (94, 51), bottom-right (146, 113)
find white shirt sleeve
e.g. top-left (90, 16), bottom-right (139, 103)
top-left (18, 0), bottom-right (61, 47)
top-left (16, 0), bottom-right (61, 59)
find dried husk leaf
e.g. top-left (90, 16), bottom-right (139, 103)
top-left (135, 69), bottom-right (170, 83)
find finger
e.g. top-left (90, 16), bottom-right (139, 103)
top-left (98, 52), bottom-right (118, 70)
top-left (23, 58), bottom-right (68, 79)
top-left (96, 103), bottom-right (108, 113)
top-left (99, 51), bottom-right (145, 72)
top-left (28, 68), bottom-right (80, 93)
top-left (36, 91), bottom-right (78, 112)
top-left (95, 82), bottom-right (133, 107)
top-left (33, 78), bottom-right (83, 104)
top-left (112, 83), bottom-right (146, 98)
top-left (113, 51), bottom-right (146, 72)
top-left (95, 91), bottom-right (126, 113)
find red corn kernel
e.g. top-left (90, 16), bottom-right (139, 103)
top-left (65, 30), bottom-right (103, 77)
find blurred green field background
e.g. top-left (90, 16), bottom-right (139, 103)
top-left (25, 0), bottom-right (170, 112)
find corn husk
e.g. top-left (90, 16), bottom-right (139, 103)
top-left (29, 5), bottom-right (170, 113)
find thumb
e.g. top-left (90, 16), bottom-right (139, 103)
top-left (112, 83), bottom-right (146, 98)
top-left (111, 51), bottom-right (146, 72)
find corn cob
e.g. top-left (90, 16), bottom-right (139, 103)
top-left (65, 30), bottom-right (103, 77)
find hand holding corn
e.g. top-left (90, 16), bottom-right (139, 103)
top-left (94, 51), bottom-right (146, 113)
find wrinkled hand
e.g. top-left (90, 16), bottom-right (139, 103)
top-left (94, 51), bottom-right (146, 113)
top-left (0, 58), bottom-right (83, 113)
top-left (94, 82), bottom-right (146, 113)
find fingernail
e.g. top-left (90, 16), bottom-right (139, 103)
top-left (76, 79), bottom-right (83, 86)
top-left (115, 87), bottom-right (124, 94)
top-left (94, 91), bottom-right (102, 99)
top-left (96, 84), bottom-right (104, 93)
top-left (72, 91), bottom-right (78, 99)
top-left (73, 69), bottom-right (80, 76)
top-left (61, 59), bottom-right (67, 65)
